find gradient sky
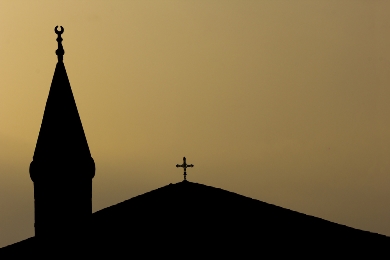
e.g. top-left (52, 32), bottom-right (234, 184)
top-left (1, 1), bottom-right (390, 247)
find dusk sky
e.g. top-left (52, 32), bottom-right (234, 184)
top-left (1, 1), bottom-right (390, 247)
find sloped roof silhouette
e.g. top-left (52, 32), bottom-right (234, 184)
top-left (91, 181), bottom-right (390, 257)
top-left (2, 181), bottom-right (389, 257)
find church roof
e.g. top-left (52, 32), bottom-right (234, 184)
top-left (33, 26), bottom-right (91, 161)
top-left (1, 181), bottom-right (389, 257)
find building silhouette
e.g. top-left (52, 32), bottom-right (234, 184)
top-left (29, 26), bottom-right (95, 252)
top-left (1, 27), bottom-right (390, 257)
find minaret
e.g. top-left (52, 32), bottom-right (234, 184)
top-left (29, 26), bottom-right (95, 245)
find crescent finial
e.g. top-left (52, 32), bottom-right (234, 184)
top-left (54, 26), bottom-right (64, 35)
top-left (54, 26), bottom-right (65, 61)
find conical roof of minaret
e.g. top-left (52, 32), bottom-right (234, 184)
top-left (33, 26), bottom-right (91, 161)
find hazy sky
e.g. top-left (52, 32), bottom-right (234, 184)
top-left (1, 1), bottom-right (390, 247)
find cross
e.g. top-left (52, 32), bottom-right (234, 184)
top-left (176, 157), bottom-right (194, 181)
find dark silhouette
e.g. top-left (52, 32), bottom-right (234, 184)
top-left (28, 26), bottom-right (95, 253)
top-left (2, 181), bottom-right (389, 257)
top-left (1, 27), bottom-right (390, 257)
top-left (176, 156), bottom-right (194, 181)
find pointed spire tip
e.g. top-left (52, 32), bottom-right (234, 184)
top-left (54, 26), bottom-right (65, 61)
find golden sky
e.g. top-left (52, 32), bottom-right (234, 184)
top-left (1, 1), bottom-right (390, 246)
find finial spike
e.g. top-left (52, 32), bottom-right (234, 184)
top-left (54, 26), bottom-right (65, 61)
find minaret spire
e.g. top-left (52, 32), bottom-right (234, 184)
top-left (31, 26), bottom-right (93, 162)
top-left (29, 27), bottom-right (95, 250)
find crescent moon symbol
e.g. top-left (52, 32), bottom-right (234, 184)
top-left (54, 26), bottom-right (64, 35)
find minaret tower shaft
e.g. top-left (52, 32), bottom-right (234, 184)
top-left (29, 26), bottom-right (95, 244)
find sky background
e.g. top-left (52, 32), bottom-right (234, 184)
top-left (1, 0), bottom-right (390, 247)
